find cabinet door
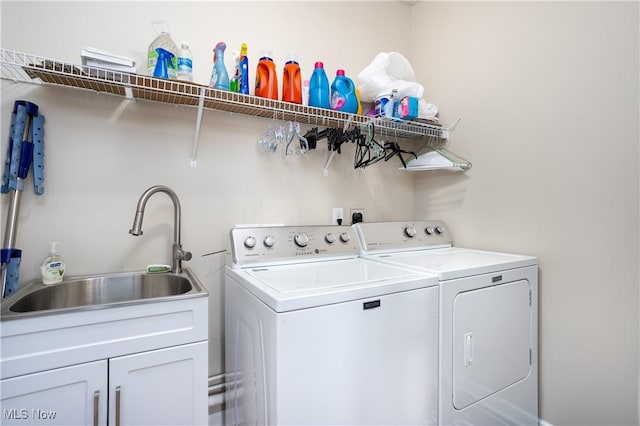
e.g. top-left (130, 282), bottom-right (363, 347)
top-left (1, 360), bottom-right (107, 426)
top-left (108, 341), bottom-right (207, 426)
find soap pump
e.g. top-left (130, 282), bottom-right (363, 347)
top-left (41, 242), bottom-right (66, 285)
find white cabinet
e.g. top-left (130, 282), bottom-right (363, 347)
top-left (1, 342), bottom-right (207, 426)
top-left (108, 341), bottom-right (208, 426)
top-left (1, 360), bottom-right (107, 425)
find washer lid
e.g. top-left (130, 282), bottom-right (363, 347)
top-left (369, 247), bottom-right (537, 280)
top-left (229, 258), bottom-right (438, 312)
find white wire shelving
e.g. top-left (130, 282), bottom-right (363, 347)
top-left (1, 49), bottom-right (468, 170)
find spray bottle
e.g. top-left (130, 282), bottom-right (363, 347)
top-left (210, 42), bottom-right (230, 90)
top-left (153, 48), bottom-right (175, 79)
top-left (238, 43), bottom-right (249, 95)
top-left (230, 50), bottom-right (240, 92)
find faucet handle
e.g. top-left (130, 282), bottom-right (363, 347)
top-left (174, 246), bottom-right (192, 262)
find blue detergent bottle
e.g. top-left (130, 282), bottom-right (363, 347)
top-left (153, 48), bottom-right (175, 79)
top-left (308, 62), bottom-right (330, 109)
top-left (210, 42), bottom-right (230, 90)
top-left (330, 69), bottom-right (358, 114)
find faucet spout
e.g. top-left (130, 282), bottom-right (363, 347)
top-left (129, 185), bottom-right (191, 273)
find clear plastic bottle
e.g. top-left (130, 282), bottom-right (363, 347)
top-left (41, 242), bottom-right (66, 285)
top-left (177, 41), bottom-right (193, 82)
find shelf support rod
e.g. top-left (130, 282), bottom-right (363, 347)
top-left (322, 115), bottom-right (353, 176)
top-left (190, 86), bottom-right (206, 168)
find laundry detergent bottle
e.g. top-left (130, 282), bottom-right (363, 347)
top-left (255, 50), bottom-right (278, 100)
top-left (330, 69), bottom-right (359, 113)
top-left (210, 42), bottom-right (230, 90)
top-left (282, 54), bottom-right (302, 104)
top-left (308, 61), bottom-right (330, 109)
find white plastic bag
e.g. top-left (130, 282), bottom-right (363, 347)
top-left (356, 52), bottom-right (438, 119)
top-left (356, 52), bottom-right (423, 102)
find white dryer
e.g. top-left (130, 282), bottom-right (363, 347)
top-left (224, 225), bottom-right (440, 425)
top-left (354, 221), bottom-right (538, 426)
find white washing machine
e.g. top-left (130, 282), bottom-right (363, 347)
top-left (354, 221), bottom-right (539, 426)
top-left (224, 225), bottom-right (440, 425)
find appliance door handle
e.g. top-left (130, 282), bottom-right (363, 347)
top-left (464, 332), bottom-right (474, 367)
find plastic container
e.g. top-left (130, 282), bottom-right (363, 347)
top-left (177, 41), bottom-right (193, 82)
top-left (308, 62), bottom-right (330, 109)
top-left (282, 54), bottom-right (302, 104)
top-left (394, 96), bottom-right (419, 120)
top-left (330, 69), bottom-right (359, 113)
top-left (210, 42), bottom-right (230, 90)
top-left (147, 29), bottom-right (178, 79)
top-left (255, 50), bottom-right (278, 100)
top-left (41, 242), bottom-right (65, 285)
top-left (230, 50), bottom-right (240, 92)
top-left (302, 79), bottom-right (310, 106)
top-left (153, 48), bottom-right (175, 79)
top-left (239, 43), bottom-right (250, 95)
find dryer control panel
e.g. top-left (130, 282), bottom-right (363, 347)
top-left (354, 220), bottom-right (453, 254)
top-left (228, 225), bottom-right (357, 267)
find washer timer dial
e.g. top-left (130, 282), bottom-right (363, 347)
top-left (404, 226), bottom-right (417, 238)
top-left (294, 233), bottom-right (310, 247)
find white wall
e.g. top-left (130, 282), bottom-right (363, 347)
top-left (2, 2), bottom-right (639, 425)
top-left (0, 1), bottom-right (415, 379)
top-left (411, 2), bottom-right (639, 425)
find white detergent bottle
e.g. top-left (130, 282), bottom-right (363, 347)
top-left (41, 242), bottom-right (66, 284)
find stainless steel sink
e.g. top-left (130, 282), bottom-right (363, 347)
top-left (0, 268), bottom-right (207, 320)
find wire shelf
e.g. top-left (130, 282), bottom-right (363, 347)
top-left (1, 49), bottom-right (449, 142)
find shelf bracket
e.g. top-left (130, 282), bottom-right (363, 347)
top-left (190, 86), bottom-right (206, 168)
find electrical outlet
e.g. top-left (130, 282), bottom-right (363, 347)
top-left (350, 208), bottom-right (364, 224)
top-left (332, 208), bottom-right (344, 226)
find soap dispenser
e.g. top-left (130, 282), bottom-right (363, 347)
top-left (41, 242), bottom-right (65, 285)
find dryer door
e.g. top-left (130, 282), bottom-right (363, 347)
top-left (452, 279), bottom-right (531, 409)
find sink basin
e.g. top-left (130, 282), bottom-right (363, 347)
top-left (1, 268), bottom-right (207, 319)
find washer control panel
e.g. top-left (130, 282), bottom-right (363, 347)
top-left (229, 225), bottom-right (357, 267)
top-left (353, 220), bottom-right (453, 253)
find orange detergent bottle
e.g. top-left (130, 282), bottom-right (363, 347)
top-left (255, 50), bottom-right (278, 100)
top-left (282, 54), bottom-right (302, 104)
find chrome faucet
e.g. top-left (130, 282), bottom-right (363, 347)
top-left (129, 185), bottom-right (192, 273)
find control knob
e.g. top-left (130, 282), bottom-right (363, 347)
top-left (435, 226), bottom-right (444, 235)
top-left (340, 232), bottom-right (351, 243)
top-left (425, 226), bottom-right (434, 235)
top-left (294, 233), bottom-right (309, 247)
top-left (243, 236), bottom-right (256, 249)
top-left (404, 226), bottom-right (417, 238)
top-left (264, 235), bottom-right (276, 248)
top-left (325, 233), bottom-right (336, 244)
